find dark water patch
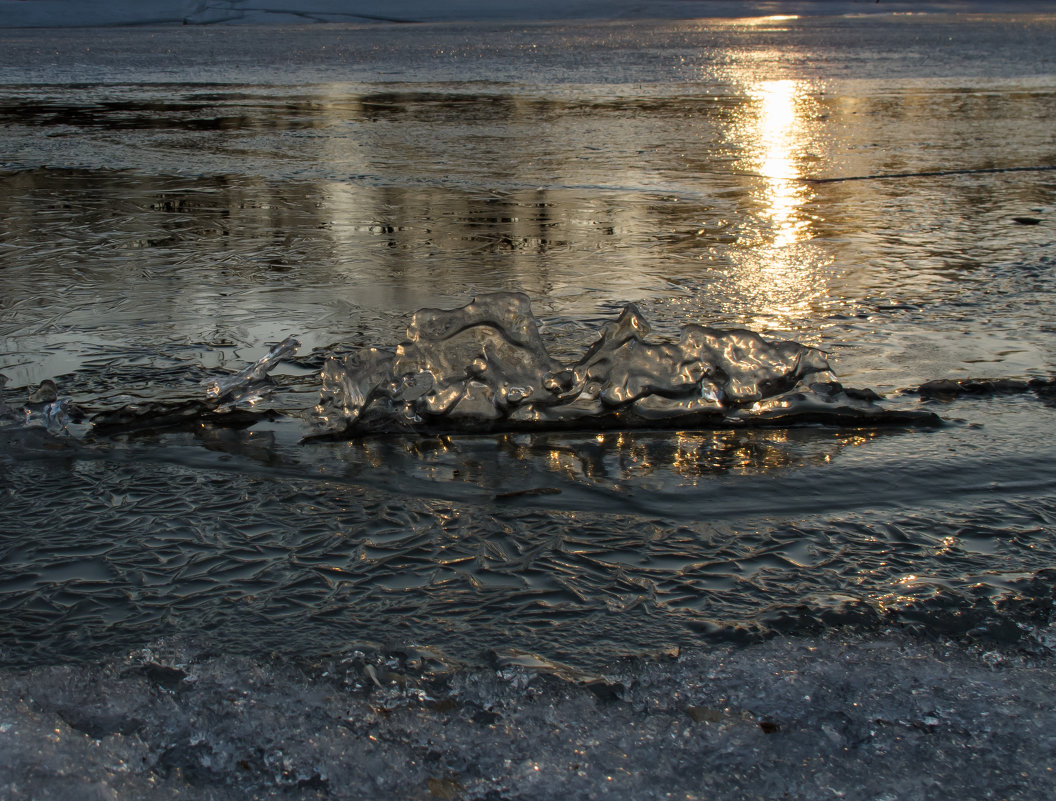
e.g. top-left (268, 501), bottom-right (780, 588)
top-left (90, 402), bottom-right (277, 435)
top-left (0, 97), bottom-right (321, 132)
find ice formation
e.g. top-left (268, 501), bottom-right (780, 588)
top-left (5, 295), bottom-right (941, 440)
top-left (90, 336), bottom-right (299, 434)
top-left (202, 335), bottom-right (300, 407)
top-left (0, 375), bottom-right (76, 436)
top-left (314, 292), bottom-right (939, 437)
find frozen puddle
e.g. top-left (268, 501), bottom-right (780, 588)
top-left (1, 632), bottom-right (1054, 799)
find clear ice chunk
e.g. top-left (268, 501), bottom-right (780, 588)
top-left (0, 378), bottom-right (75, 435)
top-left (203, 336), bottom-right (300, 406)
top-left (312, 292), bottom-right (935, 436)
top-left (89, 337), bottom-right (301, 435)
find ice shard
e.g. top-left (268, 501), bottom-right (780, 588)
top-left (0, 377), bottom-right (77, 436)
top-left (91, 336), bottom-right (301, 435)
top-left (203, 335), bottom-right (301, 407)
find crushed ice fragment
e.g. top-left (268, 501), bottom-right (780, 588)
top-left (364, 664), bottom-right (384, 689)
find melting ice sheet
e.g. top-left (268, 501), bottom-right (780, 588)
top-left (313, 292), bottom-right (939, 437)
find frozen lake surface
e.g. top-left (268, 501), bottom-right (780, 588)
top-left (2, 7), bottom-right (1056, 798)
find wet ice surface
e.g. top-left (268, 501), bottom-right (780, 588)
top-left (3, 17), bottom-right (1056, 392)
top-left (3, 384), bottom-right (1056, 672)
top-left (3, 632), bottom-right (1056, 800)
top-left (3, 10), bottom-right (1056, 798)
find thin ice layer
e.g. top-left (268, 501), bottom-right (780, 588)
top-left (314, 292), bottom-right (938, 436)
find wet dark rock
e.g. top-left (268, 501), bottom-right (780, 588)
top-left (141, 663), bottom-right (188, 691)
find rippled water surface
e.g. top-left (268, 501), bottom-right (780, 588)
top-left (2, 13), bottom-right (1056, 669)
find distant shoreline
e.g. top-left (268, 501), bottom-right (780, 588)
top-left (1, 0), bottom-right (1054, 29)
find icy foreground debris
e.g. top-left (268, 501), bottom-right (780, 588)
top-left (314, 292), bottom-right (939, 436)
top-left (2, 633), bottom-right (1055, 801)
top-left (90, 337), bottom-right (300, 435)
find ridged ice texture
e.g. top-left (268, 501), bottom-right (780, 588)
top-left (315, 292), bottom-right (930, 436)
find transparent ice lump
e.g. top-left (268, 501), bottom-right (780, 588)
top-left (3, 294), bottom-right (936, 442)
top-left (202, 335), bottom-right (300, 409)
top-left (314, 292), bottom-right (932, 436)
top-left (0, 375), bottom-right (75, 435)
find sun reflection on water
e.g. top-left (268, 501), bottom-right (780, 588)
top-left (727, 77), bottom-right (828, 337)
top-left (754, 79), bottom-right (810, 248)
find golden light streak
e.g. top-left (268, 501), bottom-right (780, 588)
top-left (752, 79), bottom-right (810, 248)
top-left (724, 76), bottom-right (826, 334)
